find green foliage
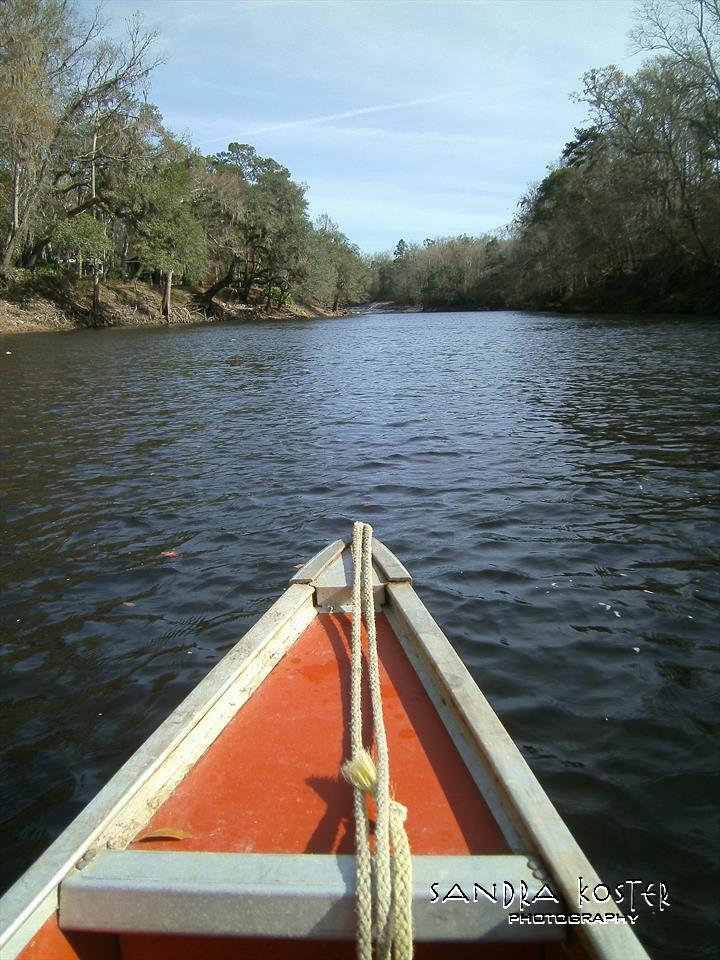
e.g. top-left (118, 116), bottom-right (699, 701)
top-left (368, 234), bottom-right (507, 309)
top-left (561, 126), bottom-right (602, 168)
top-left (503, 7), bottom-right (720, 311)
top-left (214, 141), bottom-right (284, 184)
top-left (135, 206), bottom-right (207, 280)
top-left (294, 215), bottom-right (369, 310)
top-left (131, 160), bottom-right (208, 281)
top-left (52, 213), bottom-right (112, 260)
top-left (271, 286), bottom-right (292, 307)
top-left (0, 3), bottom-right (366, 308)
top-left (196, 142), bottom-right (312, 304)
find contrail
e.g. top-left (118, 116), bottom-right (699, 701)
top-left (244, 93), bottom-right (459, 135)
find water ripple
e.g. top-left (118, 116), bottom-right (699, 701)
top-left (1, 311), bottom-right (718, 959)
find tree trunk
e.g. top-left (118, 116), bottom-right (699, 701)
top-left (1, 170), bottom-right (26, 279)
top-left (23, 235), bottom-right (51, 269)
top-left (90, 129), bottom-right (99, 309)
top-left (92, 265), bottom-right (101, 323)
top-left (162, 271), bottom-right (173, 322)
top-left (11, 168), bottom-right (20, 240)
top-left (202, 257), bottom-right (237, 304)
top-left (0, 245), bottom-right (15, 283)
top-left (90, 132), bottom-right (97, 207)
top-left (1, 223), bottom-right (28, 279)
top-left (239, 268), bottom-right (253, 303)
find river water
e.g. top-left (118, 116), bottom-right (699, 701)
top-left (1, 310), bottom-right (717, 957)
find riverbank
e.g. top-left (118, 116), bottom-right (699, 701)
top-left (367, 258), bottom-right (719, 317)
top-left (370, 279), bottom-right (720, 317)
top-left (0, 276), bottom-right (340, 335)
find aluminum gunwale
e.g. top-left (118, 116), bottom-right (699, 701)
top-left (371, 538), bottom-right (412, 582)
top-left (290, 539), bottom-right (346, 584)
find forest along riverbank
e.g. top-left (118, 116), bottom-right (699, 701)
top-left (2, 0), bottom-right (718, 332)
top-left (1, 310), bottom-right (718, 960)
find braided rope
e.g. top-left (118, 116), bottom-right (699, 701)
top-left (348, 522), bottom-right (372, 959)
top-left (362, 523), bottom-right (392, 956)
top-left (389, 800), bottom-right (413, 960)
top-left (342, 522), bottom-right (414, 960)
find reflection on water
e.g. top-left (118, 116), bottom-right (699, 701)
top-left (1, 311), bottom-right (718, 959)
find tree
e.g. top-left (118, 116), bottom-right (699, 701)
top-left (294, 215), bottom-right (368, 310)
top-left (580, 56), bottom-right (719, 266)
top-left (132, 160), bottom-right (208, 321)
top-left (631, 0), bottom-right (720, 100)
top-left (20, 101), bottom-right (167, 272)
top-left (500, 0), bottom-right (720, 310)
top-left (198, 142), bottom-right (309, 307)
top-left (366, 252), bottom-right (395, 301)
top-left (0, 0), bottom-right (158, 281)
top-left (393, 238), bottom-right (408, 261)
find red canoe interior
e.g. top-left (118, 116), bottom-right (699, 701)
top-left (17, 613), bottom-right (583, 960)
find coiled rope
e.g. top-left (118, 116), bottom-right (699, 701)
top-left (341, 521), bottom-right (413, 960)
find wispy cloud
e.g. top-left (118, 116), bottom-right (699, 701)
top-left (96, 0), bottom-right (641, 251)
top-left (191, 121), bottom-right (560, 154)
top-left (243, 93), bottom-right (461, 136)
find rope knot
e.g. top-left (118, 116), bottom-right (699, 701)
top-left (342, 749), bottom-right (377, 796)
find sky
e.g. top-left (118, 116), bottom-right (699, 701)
top-left (87, 0), bottom-right (643, 253)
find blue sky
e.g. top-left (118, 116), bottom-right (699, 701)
top-left (92, 0), bottom-right (642, 253)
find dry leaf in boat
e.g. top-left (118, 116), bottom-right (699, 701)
top-left (137, 828), bottom-right (192, 842)
top-left (160, 550), bottom-right (178, 558)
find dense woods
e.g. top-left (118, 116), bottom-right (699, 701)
top-left (0, 0), bottom-right (368, 322)
top-left (1, 0), bottom-right (717, 326)
top-left (369, 0), bottom-right (720, 314)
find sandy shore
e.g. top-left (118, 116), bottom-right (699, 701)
top-left (0, 279), bottom-right (340, 335)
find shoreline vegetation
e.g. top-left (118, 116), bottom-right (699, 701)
top-left (1, 0), bottom-right (718, 337)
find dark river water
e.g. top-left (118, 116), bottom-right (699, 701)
top-left (1, 310), bottom-right (718, 958)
